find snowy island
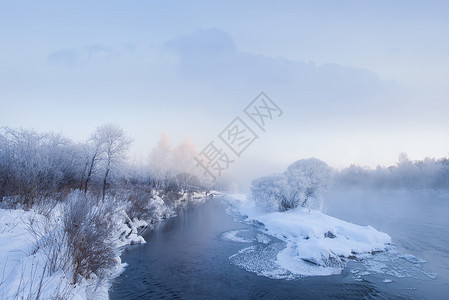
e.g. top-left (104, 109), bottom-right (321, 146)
top-left (226, 193), bottom-right (391, 277)
top-left (224, 158), bottom-right (391, 277)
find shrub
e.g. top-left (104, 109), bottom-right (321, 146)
top-left (63, 191), bottom-right (120, 284)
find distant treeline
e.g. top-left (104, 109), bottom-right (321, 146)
top-left (335, 153), bottom-right (449, 190)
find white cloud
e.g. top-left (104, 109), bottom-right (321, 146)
top-left (165, 28), bottom-right (397, 112)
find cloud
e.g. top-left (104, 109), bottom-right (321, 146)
top-left (47, 48), bottom-right (81, 66)
top-left (166, 27), bottom-right (235, 56)
top-left (47, 44), bottom-right (132, 66)
top-left (165, 28), bottom-right (397, 111)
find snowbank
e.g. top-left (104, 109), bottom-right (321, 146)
top-left (225, 194), bottom-right (391, 277)
top-left (0, 208), bottom-right (110, 299)
top-left (0, 190), bottom-right (212, 299)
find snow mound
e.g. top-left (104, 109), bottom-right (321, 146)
top-left (224, 194), bottom-right (391, 277)
top-left (254, 207), bottom-right (391, 268)
top-left (118, 218), bottom-right (148, 247)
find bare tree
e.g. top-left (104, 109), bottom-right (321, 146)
top-left (94, 124), bottom-right (133, 200)
top-left (82, 135), bottom-right (105, 194)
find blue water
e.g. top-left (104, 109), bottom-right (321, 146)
top-left (110, 190), bottom-right (449, 299)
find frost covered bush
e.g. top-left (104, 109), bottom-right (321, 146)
top-left (251, 158), bottom-right (332, 212)
top-left (124, 188), bottom-right (154, 220)
top-left (120, 186), bottom-right (169, 221)
top-left (147, 195), bottom-right (173, 222)
top-left (250, 174), bottom-right (288, 212)
top-left (0, 127), bottom-right (84, 209)
top-left (64, 190), bottom-right (121, 284)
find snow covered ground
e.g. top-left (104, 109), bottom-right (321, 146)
top-left (224, 193), bottom-right (392, 277)
top-left (0, 191), bottom-right (210, 299)
top-left (0, 206), bottom-right (129, 300)
top-left (0, 208), bottom-right (86, 299)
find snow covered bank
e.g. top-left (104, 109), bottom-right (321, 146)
top-left (0, 190), bottom-right (211, 299)
top-left (117, 191), bottom-right (210, 247)
top-left (225, 194), bottom-right (391, 277)
top-left (0, 208), bottom-right (104, 299)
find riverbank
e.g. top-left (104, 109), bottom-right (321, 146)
top-left (0, 190), bottom-right (211, 299)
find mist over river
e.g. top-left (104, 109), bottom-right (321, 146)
top-left (110, 191), bottom-right (449, 299)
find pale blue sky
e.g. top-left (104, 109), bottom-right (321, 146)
top-left (1, 1), bottom-right (449, 184)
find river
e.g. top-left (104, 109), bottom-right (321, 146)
top-left (110, 190), bottom-right (449, 299)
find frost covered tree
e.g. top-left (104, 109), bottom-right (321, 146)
top-left (171, 136), bottom-right (200, 192)
top-left (149, 133), bottom-right (173, 188)
top-left (334, 153), bottom-right (449, 190)
top-left (82, 131), bottom-right (106, 193)
top-left (250, 174), bottom-right (288, 212)
top-left (95, 124), bottom-right (133, 200)
top-left (172, 136), bottom-right (198, 175)
top-left (0, 127), bottom-right (82, 207)
top-left (251, 158), bottom-right (333, 212)
top-left (82, 124), bottom-right (132, 199)
top-left (284, 158), bottom-right (333, 210)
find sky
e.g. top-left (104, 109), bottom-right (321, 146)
top-left (1, 1), bottom-right (449, 188)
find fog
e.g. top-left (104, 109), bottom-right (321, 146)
top-left (1, 1), bottom-right (449, 188)
top-left (2, 2), bottom-right (449, 299)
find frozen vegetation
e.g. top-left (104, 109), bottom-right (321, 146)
top-left (0, 126), bottom-right (210, 299)
top-left (1, 126), bottom-right (447, 298)
top-left (224, 158), bottom-right (392, 277)
top-left (226, 193), bottom-right (391, 277)
top-left (0, 190), bottom-right (208, 299)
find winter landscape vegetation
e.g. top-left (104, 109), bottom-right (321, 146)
top-left (2, 1), bottom-right (449, 299)
top-left (1, 125), bottom-right (448, 298)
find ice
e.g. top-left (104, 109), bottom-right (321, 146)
top-left (222, 194), bottom-right (438, 280)
top-left (349, 249), bottom-right (436, 281)
top-left (276, 242), bottom-right (341, 276)
top-left (225, 194), bottom-right (390, 273)
top-left (383, 279), bottom-right (392, 283)
top-left (256, 233), bottom-right (271, 244)
top-left (222, 229), bottom-right (253, 243)
top-left (229, 243), bottom-right (292, 279)
top-left (400, 253), bottom-right (426, 264)
top-left (224, 194), bottom-right (437, 281)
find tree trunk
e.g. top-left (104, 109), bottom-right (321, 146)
top-left (84, 156), bottom-right (96, 193)
top-left (102, 165), bottom-right (110, 200)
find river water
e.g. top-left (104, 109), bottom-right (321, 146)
top-left (110, 191), bottom-right (449, 299)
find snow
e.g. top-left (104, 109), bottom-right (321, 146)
top-left (0, 205), bottom-right (149, 299)
top-left (117, 218), bottom-right (148, 247)
top-left (0, 208), bottom-right (96, 299)
top-left (256, 208), bottom-right (391, 259)
top-left (0, 190), bottom-right (212, 299)
top-left (222, 230), bottom-right (252, 243)
top-left (224, 194), bottom-right (392, 277)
